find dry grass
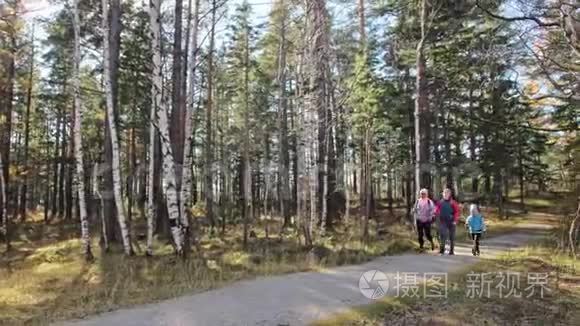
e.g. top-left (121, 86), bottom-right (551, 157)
top-left (0, 198), bottom-right (543, 326)
top-left (0, 210), bottom-right (418, 326)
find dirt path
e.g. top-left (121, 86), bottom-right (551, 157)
top-left (57, 220), bottom-right (553, 326)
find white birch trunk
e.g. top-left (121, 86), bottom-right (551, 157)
top-left (146, 118), bottom-right (155, 256)
top-left (180, 0), bottom-right (200, 229)
top-left (102, 0), bottom-right (132, 255)
top-left (0, 152), bottom-right (7, 250)
top-left (149, 0), bottom-right (184, 254)
top-left (73, 0), bottom-right (93, 260)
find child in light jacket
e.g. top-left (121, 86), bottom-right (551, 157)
top-left (465, 204), bottom-right (486, 256)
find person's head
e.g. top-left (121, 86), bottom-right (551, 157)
top-left (470, 204), bottom-right (480, 216)
top-left (443, 188), bottom-right (452, 200)
top-left (419, 188), bottom-right (428, 199)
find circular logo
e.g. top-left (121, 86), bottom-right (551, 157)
top-left (359, 270), bottom-right (389, 299)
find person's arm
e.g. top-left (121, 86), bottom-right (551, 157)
top-left (482, 216), bottom-right (486, 232)
top-left (433, 201), bottom-right (440, 216)
top-left (465, 215), bottom-right (471, 229)
top-left (452, 201), bottom-right (461, 224)
top-left (411, 200), bottom-right (417, 219)
top-left (429, 200), bottom-right (435, 221)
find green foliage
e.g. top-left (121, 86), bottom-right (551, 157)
top-left (349, 53), bottom-right (385, 136)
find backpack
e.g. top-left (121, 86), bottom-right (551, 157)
top-left (439, 200), bottom-right (456, 224)
top-left (415, 199), bottom-right (434, 223)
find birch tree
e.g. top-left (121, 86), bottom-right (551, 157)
top-left (0, 152), bottom-right (8, 251)
top-left (149, 0), bottom-right (184, 255)
top-left (72, 0), bottom-right (93, 261)
top-left (179, 0), bottom-right (200, 246)
top-left (102, 0), bottom-right (133, 256)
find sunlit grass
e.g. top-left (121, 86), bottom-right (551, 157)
top-left (0, 197), bottom-right (554, 326)
top-left (0, 215), bottom-right (418, 325)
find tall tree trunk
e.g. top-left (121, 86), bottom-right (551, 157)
top-left (149, 0), bottom-right (185, 255)
top-left (0, 152), bottom-right (9, 251)
top-left (320, 111), bottom-right (330, 234)
top-left (44, 121), bottom-right (51, 223)
top-left (387, 165), bottom-right (393, 213)
top-left (518, 141), bottom-right (526, 211)
top-left (432, 98), bottom-right (442, 197)
top-left (205, 0), bottom-right (217, 231)
top-left (304, 0), bottom-right (329, 244)
top-left (127, 126), bottom-right (136, 229)
top-left (94, 164), bottom-right (108, 252)
top-left (66, 111), bottom-right (75, 220)
top-left (363, 129), bottom-right (372, 241)
top-left (58, 118), bottom-right (67, 218)
top-left (103, 0), bottom-right (132, 255)
top-left (468, 88), bottom-right (478, 194)
top-left (290, 81), bottom-right (298, 216)
top-left (180, 0), bottom-right (200, 247)
top-left (296, 49), bottom-right (310, 246)
top-left (73, 0), bottom-right (93, 261)
top-left (20, 29), bottom-right (35, 220)
top-left (171, 0), bottom-right (185, 184)
top-left (146, 110), bottom-right (156, 256)
top-left (276, 0), bottom-right (291, 228)
top-left (414, 0), bottom-right (431, 192)
top-left (103, 0), bottom-right (122, 244)
top-left (0, 34), bottom-right (15, 219)
top-left (443, 113), bottom-right (453, 191)
top-left (358, 0), bottom-right (366, 45)
top-left (242, 17), bottom-right (252, 249)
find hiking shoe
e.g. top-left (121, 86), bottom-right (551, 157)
top-left (472, 249), bottom-right (477, 256)
top-left (449, 251), bottom-right (455, 255)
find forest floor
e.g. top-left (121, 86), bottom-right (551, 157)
top-left (0, 196), bottom-right (566, 326)
top-left (55, 212), bottom-right (559, 326)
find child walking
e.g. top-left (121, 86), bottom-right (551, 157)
top-left (465, 204), bottom-right (486, 256)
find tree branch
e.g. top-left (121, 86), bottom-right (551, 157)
top-left (475, 0), bottom-right (560, 28)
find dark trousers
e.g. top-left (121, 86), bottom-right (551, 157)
top-left (416, 221), bottom-right (433, 249)
top-left (470, 232), bottom-right (482, 253)
top-left (438, 222), bottom-right (456, 254)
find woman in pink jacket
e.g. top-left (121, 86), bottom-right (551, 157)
top-left (413, 188), bottom-right (436, 251)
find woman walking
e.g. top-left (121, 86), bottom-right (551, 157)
top-left (413, 188), bottom-right (435, 251)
